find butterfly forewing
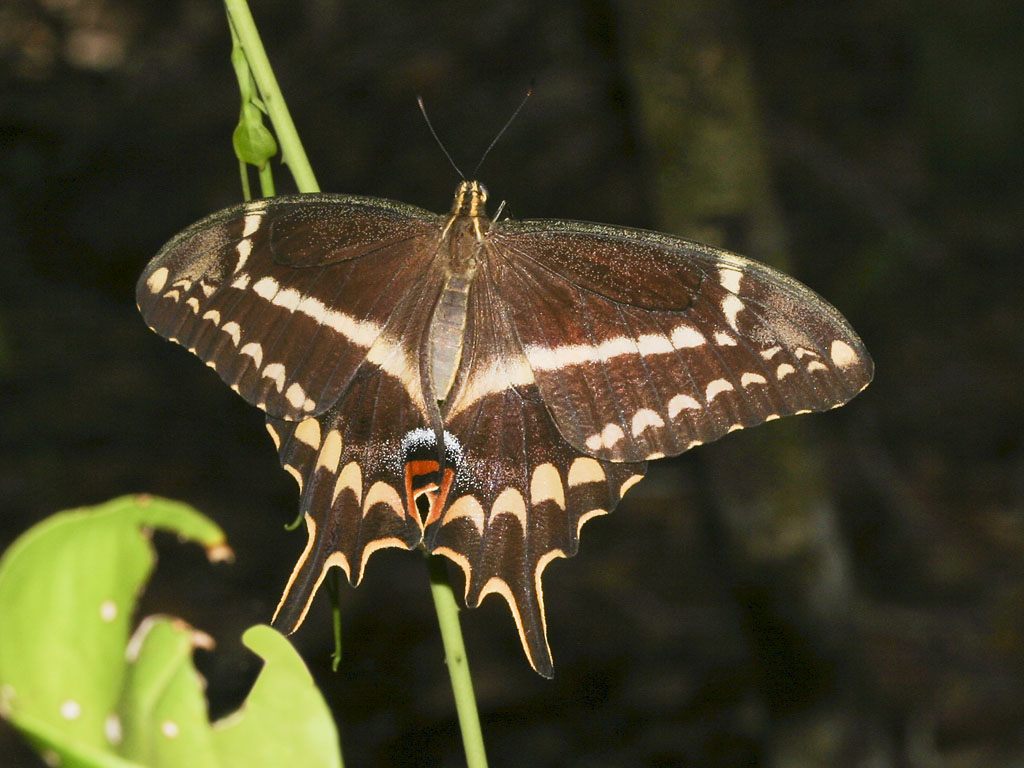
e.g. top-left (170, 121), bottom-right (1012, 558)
top-left (490, 220), bottom-right (874, 463)
top-left (136, 194), bottom-right (440, 421)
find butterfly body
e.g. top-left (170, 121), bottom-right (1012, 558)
top-left (138, 179), bottom-right (872, 676)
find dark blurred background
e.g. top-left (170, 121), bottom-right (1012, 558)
top-left (2, 0), bottom-right (1022, 765)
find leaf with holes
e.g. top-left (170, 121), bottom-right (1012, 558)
top-left (0, 496), bottom-right (341, 768)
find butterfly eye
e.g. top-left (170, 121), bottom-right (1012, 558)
top-left (478, 184), bottom-right (489, 202)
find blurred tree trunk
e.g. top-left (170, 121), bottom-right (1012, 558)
top-left (615, 1), bottom-right (889, 765)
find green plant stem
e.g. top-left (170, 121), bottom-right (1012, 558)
top-left (427, 553), bottom-right (489, 768)
top-left (224, 0), bottom-right (319, 194)
top-left (223, 4), bottom-right (487, 767)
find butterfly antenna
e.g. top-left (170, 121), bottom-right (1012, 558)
top-left (418, 96), bottom-right (465, 180)
top-left (471, 84), bottom-right (533, 179)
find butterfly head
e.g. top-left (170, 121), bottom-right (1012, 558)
top-left (452, 180), bottom-right (489, 218)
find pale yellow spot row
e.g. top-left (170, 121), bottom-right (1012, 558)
top-left (363, 481), bottom-right (403, 519)
top-left (721, 294), bottom-right (745, 331)
top-left (718, 267), bottom-right (743, 294)
top-left (630, 408), bottom-right (664, 437)
top-left (444, 495), bottom-right (485, 535)
top-left (240, 341), bottom-right (263, 367)
top-left (265, 422), bottom-right (281, 449)
top-left (241, 212), bottom-right (263, 238)
top-left (146, 267), bottom-right (169, 293)
top-left (234, 238), bottom-right (253, 273)
top-left (491, 487), bottom-right (527, 530)
top-left (262, 363), bottom-right (286, 392)
top-left (713, 331), bottom-right (736, 346)
top-left (568, 456), bottom-right (605, 487)
top-left (619, 474), bottom-right (644, 497)
top-left (294, 417), bottom-right (321, 450)
top-left (585, 422), bottom-right (625, 452)
top-left (283, 464), bottom-right (303, 490)
top-left (530, 463), bottom-right (565, 509)
top-left (576, 508), bottom-right (608, 537)
top-left (670, 323), bottom-right (706, 348)
top-left (314, 429), bottom-right (341, 472)
top-left (285, 381), bottom-right (313, 411)
top-left (830, 339), bottom-right (858, 368)
top-left (668, 393), bottom-right (701, 417)
top-left (333, 461), bottom-right (362, 505)
top-left (705, 378), bottom-right (734, 402)
top-left (220, 321), bottom-right (241, 347)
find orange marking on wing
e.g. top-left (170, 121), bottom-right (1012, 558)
top-left (404, 459), bottom-right (441, 531)
top-left (424, 468), bottom-right (455, 528)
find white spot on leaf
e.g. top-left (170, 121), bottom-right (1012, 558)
top-left (105, 714), bottom-right (122, 745)
top-left (99, 600), bottom-right (117, 622)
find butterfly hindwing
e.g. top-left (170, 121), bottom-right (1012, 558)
top-left (269, 262), bottom-right (449, 632)
top-left (432, 273), bottom-right (646, 676)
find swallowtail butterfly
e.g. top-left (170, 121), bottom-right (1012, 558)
top-left (137, 180), bottom-right (872, 676)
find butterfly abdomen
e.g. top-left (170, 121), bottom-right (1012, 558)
top-left (430, 273), bottom-right (474, 400)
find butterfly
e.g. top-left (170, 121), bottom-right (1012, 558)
top-left (137, 179), bottom-right (872, 676)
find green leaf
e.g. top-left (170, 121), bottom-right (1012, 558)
top-left (0, 495), bottom-right (230, 761)
top-left (0, 496), bottom-right (343, 768)
top-left (117, 617), bottom-right (219, 767)
top-left (211, 626), bottom-right (342, 768)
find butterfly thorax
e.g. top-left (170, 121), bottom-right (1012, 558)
top-left (430, 181), bottom-right (490, 400)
